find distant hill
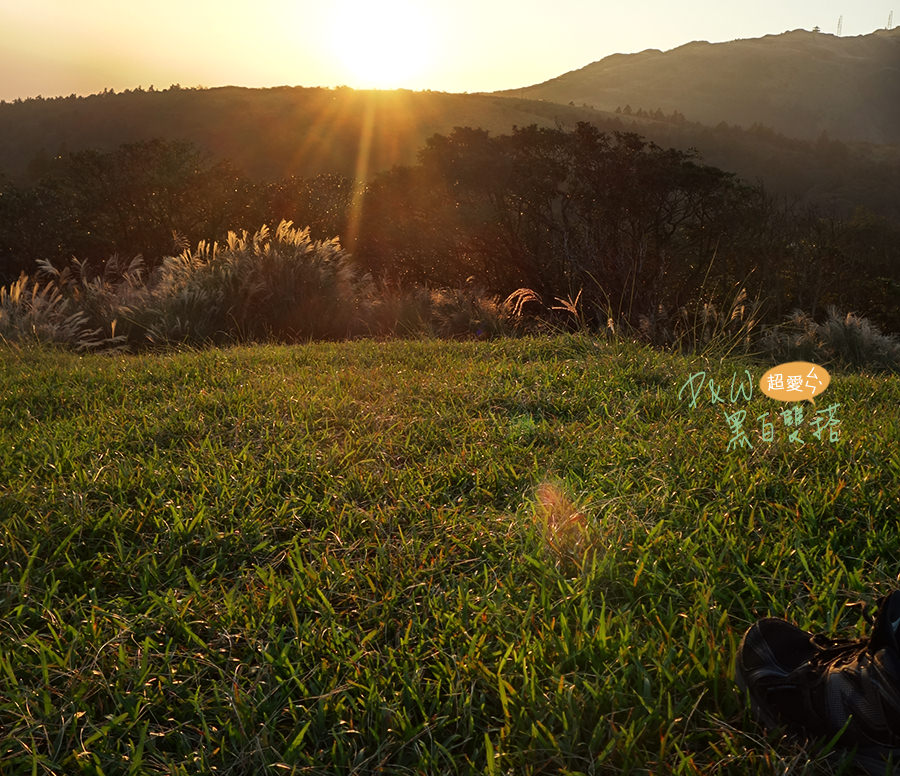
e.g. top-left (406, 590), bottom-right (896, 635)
top-left (1, 69), bottom-right (899, 225)
top-left (497, 28), bottom-right (900, 145)
top-left (0, 86), bottom-right (611, 182)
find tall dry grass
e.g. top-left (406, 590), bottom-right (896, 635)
top-left (0, 270), bottom-right (116, 350)
top-left (135, 221), bottom-right (371, 344)
top-left (760, 307), bottom-right (900, 372)
top-left (3, 220), bottom-right (897, 369)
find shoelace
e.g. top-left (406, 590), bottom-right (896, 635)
top-left (808, 636), bottom-right (869, 670)
top-left (809, 596), bottom-right (897, 671)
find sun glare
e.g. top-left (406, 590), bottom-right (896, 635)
top-left (329, 0), bottom-right (434, 89)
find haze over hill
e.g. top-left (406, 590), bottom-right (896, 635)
top-left (498, 28), bottom-right (900, 145)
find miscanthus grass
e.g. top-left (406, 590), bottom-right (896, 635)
top-left (1, 336), bottom-right (898, 775)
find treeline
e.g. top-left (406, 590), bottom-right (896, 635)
top-left (4, 85), bottom-right (900, 224)
top-left (0, 139), bottom-right (353, 281)
top-left (357, 124), bottom-right (899, 332)
top-left (1, 126), bottom-right (898, 335)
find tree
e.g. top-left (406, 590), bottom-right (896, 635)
top-left (355, 123), bottom-right (758, 325)
top-left (0, 139), bottom-right (260, 276)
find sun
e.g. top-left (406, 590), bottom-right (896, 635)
top-left (329, 0), bottom-right (434, 89)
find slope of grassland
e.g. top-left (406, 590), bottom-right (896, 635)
top-left (1, 337), bottom-right (898, 774)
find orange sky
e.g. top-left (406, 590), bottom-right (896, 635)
top-left (1, 0), bottom-right (895, 101)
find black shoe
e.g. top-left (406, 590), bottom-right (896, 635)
top-left (735, 592), bottom-right (900, 774)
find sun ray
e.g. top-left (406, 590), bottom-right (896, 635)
top-left (344, 93), bottom-right (376, 249)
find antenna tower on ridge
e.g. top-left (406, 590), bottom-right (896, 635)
top-left (837, 15), bottom-right (843, 35)
top-left (889, 10), bottom-right (894, 29)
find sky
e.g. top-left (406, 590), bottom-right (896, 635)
top-left (0, 0), bottom-right (896, 102)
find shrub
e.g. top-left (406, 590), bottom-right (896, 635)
top-left (0, 224), bottom-right (528, 349)
top-left (0, 272), bottom-right (111, 350)
top-left (364, 283), bottom-right (433, 338)
top-left (135, 221), bottom-right (373, 345)
top-left (759, 307), bottom-right (900, 372)
top-left (427, 286), bottom-right (512, 339)
top-left (35, 256), bottom-right (144, 348)
top-left (365, 284), bottom-right (522, 340)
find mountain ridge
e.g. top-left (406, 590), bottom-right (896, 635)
top-left (496, 28), bottom-right (900, 145)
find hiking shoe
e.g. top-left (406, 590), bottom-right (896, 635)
top-left (735, 592), bottom-right (900, 774)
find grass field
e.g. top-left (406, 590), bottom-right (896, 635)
top-left (1, 336), bottom-right (898, 775)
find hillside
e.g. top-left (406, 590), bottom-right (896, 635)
top-left (498, 28), bottom-right (900, 145)
top-left (0, 86), bottom-right (611, 183)
top-left (2, 58), bottom-right (900, 225)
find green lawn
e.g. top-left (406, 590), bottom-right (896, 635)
top-left (1, 336), bottom-right (898, 775)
